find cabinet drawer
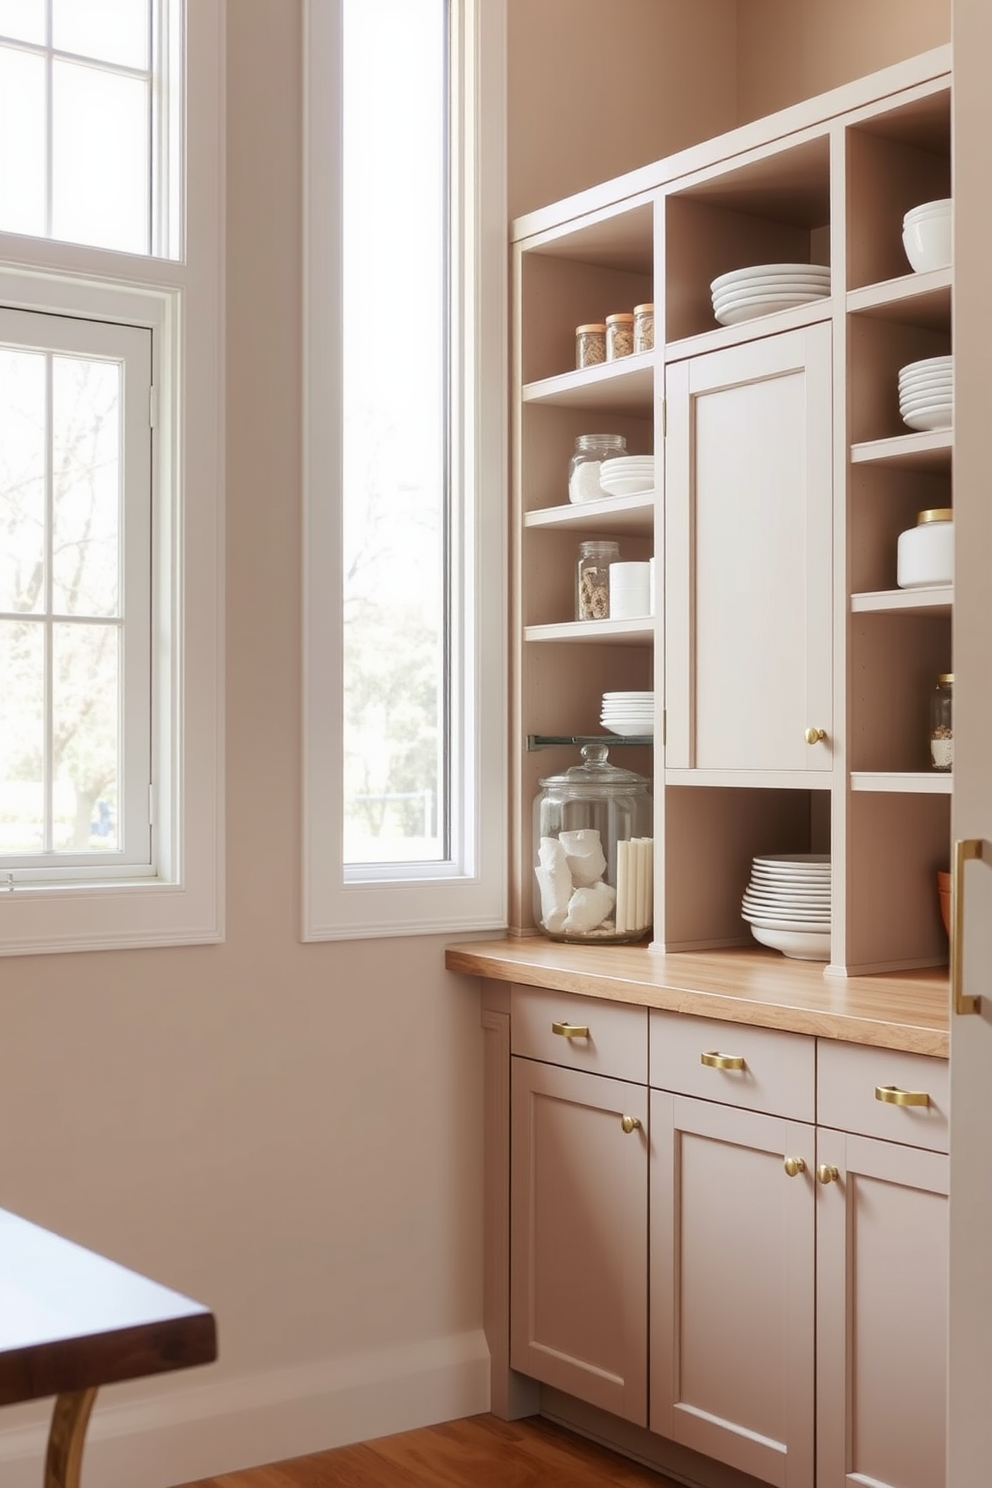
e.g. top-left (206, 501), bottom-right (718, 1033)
top-left (510, 985), bottom-right (648, 1084)
top-left (817, 1040), bottom-right (949, 1153)
top-left (649, 1010), bottom-right (815, 1121)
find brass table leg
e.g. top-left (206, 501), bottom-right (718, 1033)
top-left (44, 1388), bottom-right (98, 1488)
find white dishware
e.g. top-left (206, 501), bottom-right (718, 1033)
top-left (714, 298), bottom-right (821, 326)
top-left (601, 721), bottom-right (655, 737)
top-left (608, 561), bottom-right (652, 619)
top-left (747, 924), bottom-right (831, 960)
top-left (899, 355), bottom-right (952, 379)
top-left (710, 263), bottom-right (830, 293)
top-left (902, 406), bottom-right (953, 431)
top-left (711, 282), bottom-right (831, 308)
top-left (898, 376), bottom-right (953, 397)
top-left (597, 476), bottom-right (655, 497)
top-left (902, 198), bottom-right (952, 273)
top-left (753, 853), bottom-right (830, 868)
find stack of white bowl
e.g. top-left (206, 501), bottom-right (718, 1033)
top-left (902, 198), bottom-right (952, 273)
top-left (710, 263), bottom-right (831, 326)
top-left (599, 455), bottom-right (655, 498)
top-left (899, 355), bottom-right (952, 432)
top-left (600, 691), bottom-right (654, 738)
top-left (741, 853), bottom-right (831, 961)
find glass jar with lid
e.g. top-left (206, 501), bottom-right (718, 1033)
top-left (568, 432), bottom-right (627, 504)
top-left (930, 673), bottom-right (953, 771)
top-left (633, 303), bottom-right (654, 354)
top-left (577, 540), bottom-right (619, 619)
top-left (533, 744), bottom-right (653, 944)
top-left (605, 312), bottom-right (635, 360)
top-left (575, 323), bottom-right (607, 369)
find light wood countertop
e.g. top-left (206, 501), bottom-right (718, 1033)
top-left (444, 939), bottom-right (950, 1057)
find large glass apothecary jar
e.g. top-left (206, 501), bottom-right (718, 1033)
top-left (533, 744), bottom-right (653, 944)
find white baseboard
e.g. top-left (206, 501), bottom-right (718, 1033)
top-left (0, 1329), bottom-right (491, 1488)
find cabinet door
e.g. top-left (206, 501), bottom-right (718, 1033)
top-left (816, 1130), bottom-right (948, 1488)
top-left (665, 324), bottom-right (833, 773)
top-left (510, 1058), bottom-right (648, 1424)
top-left (650, 1091), bottom-right (815, 1487)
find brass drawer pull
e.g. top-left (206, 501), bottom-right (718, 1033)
top-left (875, 1085), bottom-right (930, 1108)
top-left (700, 1050), bottom-right (745, 1071)
top-left (551, 1021), bottom-right (590, 1039)
top-left (620, 1115), bottom-right (641, 1135)
top-left (784, 1156), bottom-right (806, 1178)
top-left (817, 1164), bottom-right (839, 1185)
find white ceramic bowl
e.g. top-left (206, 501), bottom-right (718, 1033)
top-left (904, 197), bottom-right (951, 223)
top-left (903, 213), bottom-right (952, 273)
top-left (748, 923), bottom-right (831, 960)
top-left (598, 475), bottom-right (655, 497)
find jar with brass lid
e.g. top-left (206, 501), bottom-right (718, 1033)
top-left (897, 507), bottom-right (954, 589)
top-left (575, 323), bottom-right (606, 369)
top-left (605, 312), bottom-right (635, 361)
top-left (633, 303), bottom-right (654, 354)
top-left (930, 674), bottom-right (953, 771)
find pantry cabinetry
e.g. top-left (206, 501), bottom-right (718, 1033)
top-left (504, 983), bottom-right (948, 1488)
top-left (509, 47), bottom-right (954, 977)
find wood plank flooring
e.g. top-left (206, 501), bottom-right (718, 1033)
top-left (178, 1413), bottom-right (682, 1488)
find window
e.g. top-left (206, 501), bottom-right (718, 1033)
top-left (0, 0), bottom-right (223, 955)
top-left (303, 0), bottom-right (507, 938)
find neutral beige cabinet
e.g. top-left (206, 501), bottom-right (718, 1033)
top-left (509, 46), bottom-right (954, 977)
top-left (665, 326), bottom-right (833, 777)
top-left (504, 986), bottom-right (948, 1488)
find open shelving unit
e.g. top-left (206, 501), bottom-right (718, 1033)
top-left (509, 46), bottom-right (953, 977)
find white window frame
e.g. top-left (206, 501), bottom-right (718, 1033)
top-left (302, 0), bottom-right (508, 939)
top-left (0, 0), bottom-right (224, 955)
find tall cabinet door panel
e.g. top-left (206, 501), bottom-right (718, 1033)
top-left (650, 1091), bottom-right (815, 1488)
top-left (510, 1058), bottom-right (648, 1424)
top-left (665, 324), bottom-right (833, 773)
top-left (816, 1130), bottom-right (948, 1488)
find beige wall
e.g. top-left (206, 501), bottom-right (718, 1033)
top-left (737, 0), bottom-right (950, 121)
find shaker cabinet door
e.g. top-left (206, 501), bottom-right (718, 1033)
top-left (665, 324), bottom-right (833, 774)
top-left (510, 1057), bottom-right (648, 1424)
top-left (649, 1091), bottom-right (816, 1488)
top-left (816, 1129), bottom-right (948, 1488)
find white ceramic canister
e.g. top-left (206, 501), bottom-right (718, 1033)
top-left (896, 508), bottom-right (954, 589)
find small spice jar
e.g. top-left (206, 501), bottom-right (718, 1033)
top-left (575, 323), bottom-right (607, 369)
top-left (568, 432), bottom-right (627, 504)
top-left (605, 312), bottom-right (635, 361)
top-left (633, 303), bottom-right (654, 354)
top-left (577, 540), bottom-right (620, 620)
top-left (930, 673), bottom-right (953, 771)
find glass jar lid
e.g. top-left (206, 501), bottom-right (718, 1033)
top-left (633, 303), bottom-right (654, 314)
top-left (605, 312), bottom-right (635, 324)
top-left (539, 742), bottom-right (650, 794)
top-left (937, 673), bottom-right (954, 684)
top-left (917, 508), bottom-right (954, 524)
top-left (576, 323), bottom-right (607, 334)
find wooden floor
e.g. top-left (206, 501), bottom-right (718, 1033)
top-left (178, 1414), bottom-right (682, 1487)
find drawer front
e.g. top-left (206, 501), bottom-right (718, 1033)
top-left (510, 985), bottom-right (648, 1084)
top-left (817, 1039), bottom-right (949, 1153)
top-left (649, 1009), bottom-right (815, 1121)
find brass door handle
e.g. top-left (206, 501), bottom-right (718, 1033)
top-left (816, 1164), bottom-right (839, 1184)
top-left (620, 1115), bottom-right (641, 1135)
top-left (804, 727), bottom-right (827, 745)
top-left (700, 1050), bottom-right (745, 1071)
top-left (875, 1085), bottom-right (930, 1107)
top-left (784, 1156), bottom-right (806, 1178)
top-left (952, 838), bottom-right (984, 1016)
top-left (551, 1021), bottom-right (590, 1039)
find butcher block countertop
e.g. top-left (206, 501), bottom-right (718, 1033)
top-left (444, 939), bottom-right (950, 1058)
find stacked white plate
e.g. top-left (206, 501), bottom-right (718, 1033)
top-left (899, 355), bottom-right (952, 432)
top-left (710, 263), bottom-right (831, 326)
top-left (599, 456), bottom-right (655, 498)
top-left (600, 691), bottom-right (654, 738)
top-left (741, 853), bottom-right (831, 961)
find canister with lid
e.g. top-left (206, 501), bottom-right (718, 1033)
top-left (533, 744), bottom-right (653, 943)
top-left (575, 323), bottom-right (607, 369)
top-left (897, 508), bottom-right (954, 589)
top-left (605, 312), bottom-right (635, 360)
top-left (633, 303), bottom-right (654, 354)
top-left (576, 540), bottom-right (620, 619)
top-left (930, 674), bottom-right (953, 771)
top-left (568, 432), bottom-right (627, 504)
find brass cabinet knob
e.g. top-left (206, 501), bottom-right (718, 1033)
top-left (700, 1050), bottom-right (746, 1071)
top-left (804, 727), bottom-right (827, 745)
top-left (551, 1021), bottom-right (590, 1039)
top-left (620, 1115), bottom-right (641, 1135)
top-left (816, 1164), bottom-right (840, 1184)
top-left (784, 1156), bottom-right (807, 1178)
top-left (875, 1084), bottom-right (930, 1107)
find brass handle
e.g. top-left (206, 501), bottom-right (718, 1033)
top-left (784, 1156), bottom-right (806, 1178)
top-left (620, 1115), bottom-right (641, 1135)
top-left (875, 1085), bottom-right (930, 1107)
top-left (804, 727), bottom-right (827, 745)
top-left (952, 838), bottom-right (984, 1016)
top-left (700, 1050), bottom-right (745, 1071)
top-left (551, 1021), bottom-right (590, 1039)
top-left (816, 1164), bottom-right (839, 1184)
